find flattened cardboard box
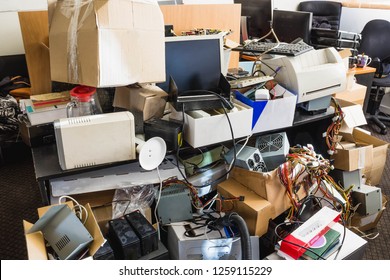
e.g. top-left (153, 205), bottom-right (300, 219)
top-left (23, 201), bottom-right (104, 260)
top-left (217, 179), bottom-right (275, 237)
top-left (49, 0), bottom-right (165, 88)
top-left (114, 84), bottom-right (168, 121)
top-left (229, 167), bottom-right (307, 217)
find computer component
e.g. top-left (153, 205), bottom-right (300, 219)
top-left (229, 75), bottom-right (274, 89)
top-left (224, 144), bottom-right (267, 172)
top-left (272, 9), bottom-right (313, 44)
top-left (167, 220), bottom-right (260, 260)
top-left (255, 132), bottom-right (289, 170)
top-left (329, 169), bottom-right (362, 190)
top-left (125, 211), bottom-right (158, 256)
top-left (144, 118), bottom-right (182, 152)
top-left (108, 218), bottom-right (141, 260)
top-left (351, 185), bottom-right (382, 216)
top-left (157, 183), bottom-right (193, 224)
top-left (54, 111), bottom-right (136, 170)
top-left (27, 204), bottom-right (93, 260)
top-left (238, 40), bottom-right (314, 56)
top-left (260, 47), bottom-right (346, 111)
top-left (93, 240), bottom-right (115, 260)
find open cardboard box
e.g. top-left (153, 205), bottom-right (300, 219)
top-left (235, 84), bottom-right (297, 133)
top-left (49, 0), bottom-right (165, 87)
top-left (333, 83), bottom-right (367, 107)
top-left (220, 167), bottom-right (307, 221)
top-left (182, 100), bottom-right (253, 148)
top-left (332, 129), bottom-right (389, 186)
top-left (217, 175), bottom-right (275, 237)
top-left (23, 201), bottom-right (104, 260)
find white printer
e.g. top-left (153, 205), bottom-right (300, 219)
top-left (262, 47), bottom-right (347, 107)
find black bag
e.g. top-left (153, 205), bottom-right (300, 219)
top-left (0, 94), bottom-right (20, 134)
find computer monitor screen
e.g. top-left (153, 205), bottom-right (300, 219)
top-left (234, 0), bottom-right (272, 39)
top-left (272, 9), bottom-right (313, 44)
top-left (157, 35), bottom-right (224, 93)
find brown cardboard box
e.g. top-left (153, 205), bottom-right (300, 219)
top-left (352, 129), bottom-right (389, 185)
top-left (217, 178), bottom-right (275, 236)
top-left (23, 202), bottom-right (104, 260)
top-left (113, 84), bottom-right (168, 121)
top-left (49, 0), bottom-right (165, 87)
top-left (228, 167), bottom-right (307, 217)
top-left (333, 83), bottom-right (367, 107)
top-left (331, 141), bottom-right (373, 172)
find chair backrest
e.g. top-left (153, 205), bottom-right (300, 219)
top-left (298, 1), bottom-right (342, 30)
top-left (358, 19), bottom-right (390, 61)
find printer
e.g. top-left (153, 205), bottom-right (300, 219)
top-left (262, 47), bottom-right (346, 111)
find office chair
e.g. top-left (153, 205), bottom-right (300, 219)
top-left (358, 19), bottom-right (390, 135)
top-left (297, 1), bottom-right (346, 49)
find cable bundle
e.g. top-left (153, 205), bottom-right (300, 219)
top-left (277, 145), bottom-right (352, 221)
top-left (325, 97), bottom-right (345, 155)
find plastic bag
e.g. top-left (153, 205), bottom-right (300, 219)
top-left (112, 183), bottom-right (156, 219)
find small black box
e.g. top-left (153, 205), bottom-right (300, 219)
top-left (93, 240), bottom-right (115, 260)
top-left (144, 118), bottom-right (182, 152)
top-left (125, 211), bottom-right (158, 256)
top-left (108, 218), bottom-right (141, 260)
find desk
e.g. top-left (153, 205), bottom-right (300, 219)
top-left (349, 66), bottom-right (376, 113)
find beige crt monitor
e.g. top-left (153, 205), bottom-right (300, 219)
top-left (54, 111), bottom-right (136, 170)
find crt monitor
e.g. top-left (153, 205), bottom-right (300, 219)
top-left (156, 34), bottom-right (224, 94)
top-left (234, 0), bottom-right (272, 39)
top-left (272, 9), bottom-right (313, 44)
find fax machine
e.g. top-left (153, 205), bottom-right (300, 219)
top-left (262, 47), bottom-right (346, 110)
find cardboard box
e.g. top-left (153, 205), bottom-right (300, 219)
top-left (228, 167), bottom-right (307, 217)
top-left (335, 99), bottom-right (367, 133)
top-left (23, 202), bottom-right (104, 260)
top-left (113, 84), bottom-right (168, 121)
top-left (331, 141), bottom-right (373, 172)
top-left (217, 178), bottom-right (275, 236)
top-left (351, 129), bottom-right (389, 186)
top-left (333, 83), bottom-right (367, 107)
top-left (49, 0), bottom-right (165, 87)
top-left (182, 100), bottom-right (252, 148)
top-left (235, 84), bottom-right (297, 133)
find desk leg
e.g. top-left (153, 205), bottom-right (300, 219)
top-left (37, 180), bottom-right (50, 206)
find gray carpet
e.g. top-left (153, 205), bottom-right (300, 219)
top-left (0, 123), bottom-right (389, 260)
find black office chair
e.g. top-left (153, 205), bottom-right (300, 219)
top-left (358, 19), bottom-right (390, 135)
top-left (297, 1), bottom-right (343, 48)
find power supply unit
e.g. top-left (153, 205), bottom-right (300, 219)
top-left (351, 184), bottom-right (382, 216)
top-left (255, 132), bottom-right (290, 170)
top-left (125, 210), bottom-right (158, 256)
top-left (224, 144), bottom-right (267, 172)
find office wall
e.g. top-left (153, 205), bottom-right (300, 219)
top-left (340, 7), bottom-right (390, 33)
top-left (0, 0), bottom-right (47, 55)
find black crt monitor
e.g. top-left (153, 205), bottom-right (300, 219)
top-left (272, 9), bottom-right (313, 44)
top-left (157, 35), bottom-right (224, 94)
top-left (234, 0), bottom-right (272, 39)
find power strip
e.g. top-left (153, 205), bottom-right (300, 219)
top-left (229, 75), bottom-right (274, 89)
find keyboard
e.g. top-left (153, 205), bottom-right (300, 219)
top-left (229, 75), bottom-right (274, 89)
top-left (237, 41), bottom-right (314, 56)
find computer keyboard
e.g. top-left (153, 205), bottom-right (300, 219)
top-left (238, 41), bottom-right (314, 56)
top-left (229, 75), bottom-right (274, 89)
